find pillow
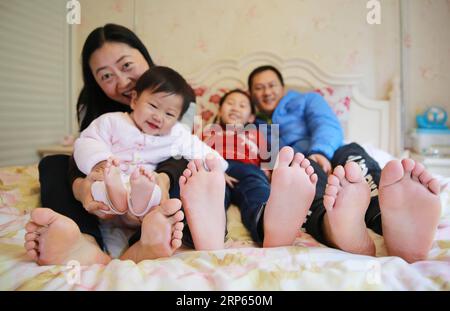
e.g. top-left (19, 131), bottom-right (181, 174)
top-left (314, 86), bottom-right (352, 136)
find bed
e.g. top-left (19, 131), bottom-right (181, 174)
top-left (1, 53), bottom-right (449, 291)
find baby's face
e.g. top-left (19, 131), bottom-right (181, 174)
top-left (218, 92), bottom-right (254, 127)
top-left (130, 89), bottom-right (182, 135)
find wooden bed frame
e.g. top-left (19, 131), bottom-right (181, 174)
top-left (185, 51), bottom-right (401, 156)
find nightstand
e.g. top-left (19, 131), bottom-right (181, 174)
top-left (37, 145), bottom-right (74, 158)
top-left (410, 152), bottom-right (450, 177)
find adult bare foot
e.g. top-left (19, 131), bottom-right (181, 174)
top-left (24, 208), bottom-right (111, 265)
top-left (322, 161), bottom-right (375, 256)
top-left (120, 199), bottom-right (184, 262)
top-left (129, 168), bottom-right (160, 217)
top-left (103, 159), bottom-right (128, 214)
top-left (179, 156), bottom-right (226, 250)
top-left (379, 159), bottom-right (441, 263)
top-left (263, 147), bottom-right (317, 247)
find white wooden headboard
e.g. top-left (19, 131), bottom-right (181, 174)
top-left (186, 52), bottom-right (401, 156)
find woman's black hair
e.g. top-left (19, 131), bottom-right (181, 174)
top-left (219, 89), bottom-right (255, 114)
top-left (247, 65), bottom-right (284, 91)
top-left (77, 23), bottom-right (154, 131)
top-left (134, 66), bottom-right (195, 120)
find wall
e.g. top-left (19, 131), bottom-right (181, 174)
top-left (74, 0), bottom-right (450, 148)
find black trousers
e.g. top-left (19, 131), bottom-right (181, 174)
top-left (303, 142), bottom-right (382, 244)
top-left (39, 155), bottom-right (189, 250)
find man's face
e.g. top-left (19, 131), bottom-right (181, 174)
top-left (250, 70), bottom-right (284, 116)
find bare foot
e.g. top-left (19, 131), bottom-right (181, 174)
top-left (24, 208), bottom-right (111, 265)
top-left (179, 156), bottom-right (226, 250)
top-left (263, 147), bottom-right (317, 247)
top-left (120, 199), bottom-right (184, 262)
top-left (379, 159), bottom-right (441, 263)
top-left (104, 159), bottom-right (128, 214)
top-left (322, 161), bottom-right (375, 256)
top-left (129, 168), bottom-right (159, 217)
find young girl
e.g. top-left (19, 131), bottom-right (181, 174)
top-left (74, 66), bottom-right (228, 226)
top-left (202, 89), bottom-right (319, 247)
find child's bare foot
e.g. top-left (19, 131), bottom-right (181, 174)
top-left (129, 168), bottom-right (160, 217)
top-left (121, 199), bottom-right (184, 261)
top-left (104, 159), bottom-right (128, 214)
top-left (263, 147), bottom-right (317, 247)
top-left (24, 208), bottom-right (111, 265)
top-left (322, 162), bottom-right (375, 256)
top-left (379, 159), bottom-right (441, 263)
top-left (179, 156), bottom-right (226, 250)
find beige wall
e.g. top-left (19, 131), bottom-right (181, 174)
top-left (403, 0), bottom-right (450, 144)
top-left (74, 0), bottom-right (450, 147)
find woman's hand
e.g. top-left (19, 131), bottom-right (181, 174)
top-left (155, 172), bottom-right (171, 203)
top-left (72, 166), bottom-right (115, 220)
top-left (225, 173), bottom-right (239, 188)
top-left (308, 153), bottom-right (332, 175)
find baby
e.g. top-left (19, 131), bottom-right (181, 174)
top-left (74, 66), bottom-right (228, 226)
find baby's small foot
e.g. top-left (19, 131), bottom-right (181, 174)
top-left (104, 159), bottom-right (128, 214)
top-left (179, 156), bottom-right (226, 250)
top-left (263, 147), bottom-right (317, 247)
top-left (24, 208), bottom-right (110, 265)
top-left (379, 159), bottom-right (441, 263)
top-left (323, 162), bottom-right (375, 256)
top-left (129, 168), bottom-right (159, 217)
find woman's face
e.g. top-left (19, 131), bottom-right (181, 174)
top-left (89, 42), bottom-right (150, 105)
top-left (250, 70), bottom-right (284, 116)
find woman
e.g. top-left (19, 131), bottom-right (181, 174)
top-left (24, 24), bottom-right (191, 265)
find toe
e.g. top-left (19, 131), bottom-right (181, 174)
top-left (411, 162), bottom-right (425, 181)
top-left (194, 159), bottom-right (205, 172)
top-left (160, 199), bottom-right (182, 216)
top-left (187, 161), bottom-right (198, 175)
top-left (344, 161), bottom-right (363, 183)
top-left (24, 240), bottom-right (37, 251)
top-left (25, 232), bottom-right (38, 241)
top-left (401, 158), bottom-right (415, 173)
top-left (305, 165), bottom-right (314, 176)
top-left (275, 147), bottom-right (294, 168)
top-left (170, 210), bottom-right (184, 224)
top-left (171, 238), bottom-right (182, 250)
top-left (333, 165), bottom-right (345, 181)
top-left (300, 158), bottom-right (311, 169)
top-left (323, 195), bottom-right (335, 211)
top-left (26, 249), bottom-right (39, 261)
top-left (325, 184), bottom-right (338, 196)
top-left (179, 176), bottom-right (187, 187)
top-left (428, 178), bottom-right (440, 195)
top-left (310, 173), bottom-right (318, 184)
top-left (183, 169), bottom-right (192, 178)
top-left (419, 170), bottom-right (433, 185)
top-left (327, 174), bottom-right (340, 186)
top-left (379, 160), bottom-right (404, 188)
top-left (25, 221), bottom-right (39, 233)
top-left (173, 222), bottom-right (184, 232)
top-left (291, 153), bottom-right (305, 166)
top-left (172, 230), bottom-right (183, 240)
top-left (205, 154), bottom-right (222, 172)
top-left (31, 208), bottom-right (58, 227)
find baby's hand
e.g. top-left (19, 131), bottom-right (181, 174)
top-left (225, 173), bottom-right (239, 188)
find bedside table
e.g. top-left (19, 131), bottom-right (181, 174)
top-left (410, 152), bottom-right (450, 177)
top-left (37, 145), bottom-right (74, 158)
